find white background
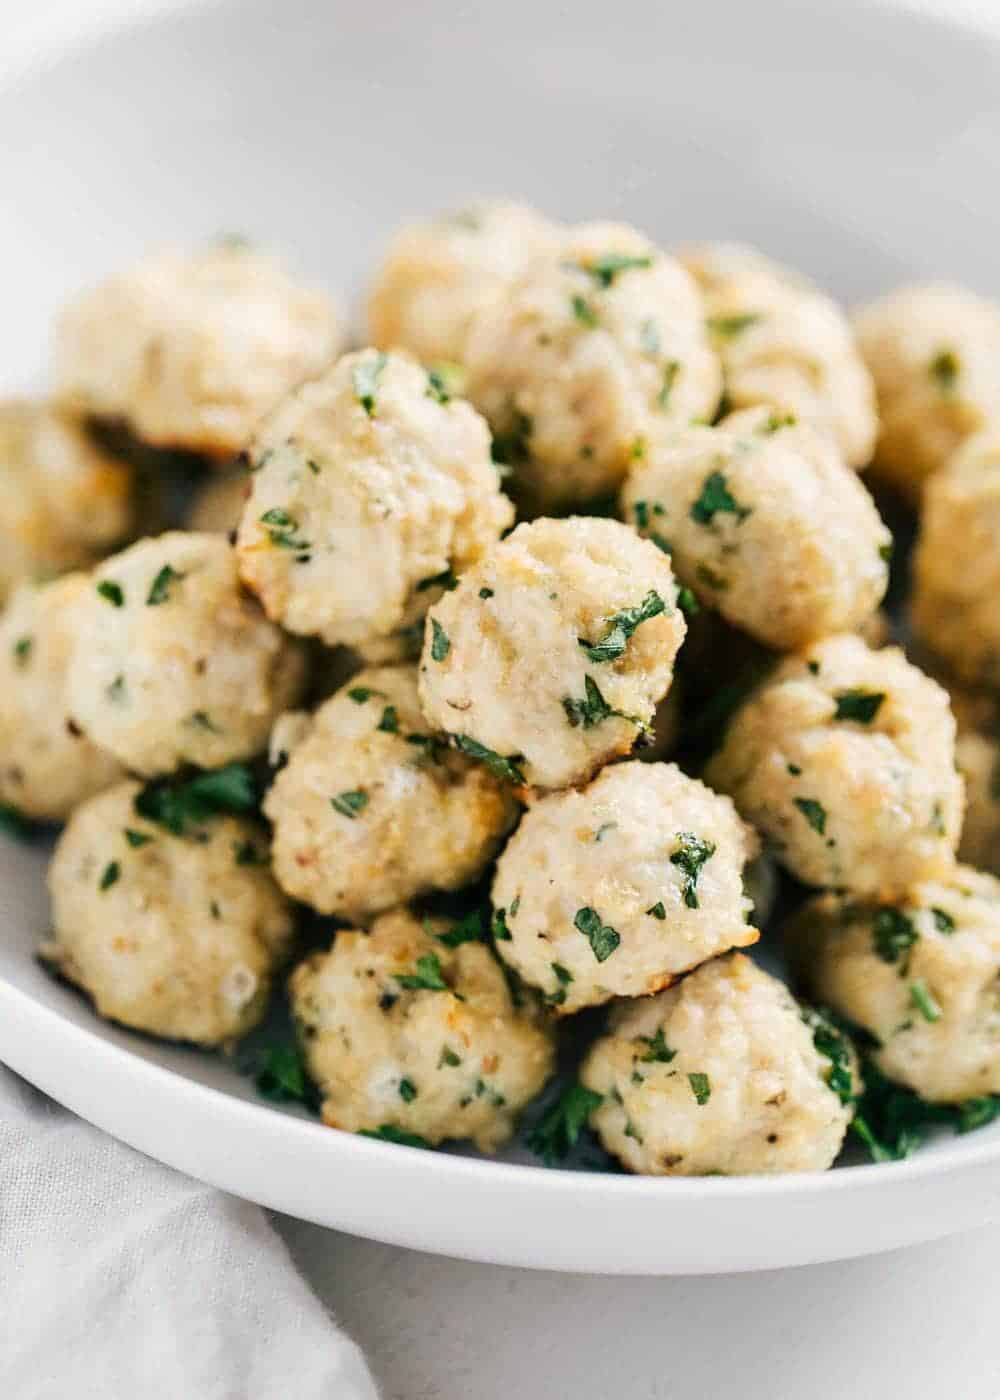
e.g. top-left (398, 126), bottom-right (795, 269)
top-left (6, 2), bottom-right (1000, 1396)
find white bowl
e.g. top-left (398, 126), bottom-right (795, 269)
top-left (2, 0), bottom-right (999, 1275)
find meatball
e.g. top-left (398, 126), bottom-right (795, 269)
top-left (854, 283), bottom-right (1000, 500)
top-left (0, 576), bottom-right (124, 822)
top-left (43, 779), bottom-right (294, 1045)
top-left (580, 954), bottom-right (855, 1175)
top-left (705, 634), bottom-right (963, 897)
top-left (911, 426), bottom-right (1000, 687)
top-left (418, 517), bottom-right (686, 791)
top-left (290, 907), bottom-right (555, 1150)
top-left (491, 761), bottom-right (759, 1015)
top-left (67, 532), bottom-right (307, 776)
top-left (919, 679), bottom-right (1000, 878)
top-left (367, 200), bottom-right (559, 367)
top-left (680, 243), bottom-right (877, 469)
top-left (264, 665), bottom-right (519, 921)
top-left (0, 399), bottom-right (132, 603)
top-left (54, 243), bottom-right (342, 457)
top-left (784, 866), bottom-right (1000, 1104)
top-left (187, 470), bottom-right (250, 533)
top-left (236, 349), bottom-right (513, 647)
top-left (621, 407), bottom-right (890, 649)
top-left (463, 221), bottom-right (721, 510)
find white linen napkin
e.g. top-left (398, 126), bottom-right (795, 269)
top-left (0, 1067), bottom-right (378, 1399)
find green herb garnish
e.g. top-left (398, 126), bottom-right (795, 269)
top-left (99, 861), bottom-right (120, 891)
top-left (669, 832), bottom-right (716, 909)
top-left (525, 1083), bottom-right (603, 1164)
top-left (352, 351), bottom-right (388, 416)
top-left (96, 580), bottom-right (124, 607)
top-left (430, 619), bottom-right (451, 662)
top-left (690, 471), bottom-right (751, 526)
top-left (688, 1072), bottom-right (711, 1105)
top-left (794, 797), bottom-right (827, 836)
top-left (452, 734), bottom-right (525, 784)
top-left (574, 906), bottom-right (620, 962)
top-left (134, 763), bottom-right (257, 836)
top-left (397, 952), bottom-right (449, 992)
top-left (578, 590), bottom-right (666, 663)
top-left (833, 689), bottom-right (886, 724)
top-left (146, 564), bottom-right (185, 606)
top-left (331, 790), bottom-right (369, 819)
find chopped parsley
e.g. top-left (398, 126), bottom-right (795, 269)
top-left (909, 979), bottom-right (942, 1023)
top-left (669, 832), bottom-right (716, 909)
top-left (439, 1046), bottom-right (462, 1068)
top-left (574, 906), bottom-right (621, 962)
top-left (478, 587), bottom-right (494, 600)
top-left (646, 901), bottom-right (666, 920)
top-left (688, 1072), bottom-right (711, 1105)
top-left (426, 368), bottom-right (452, 404)
top-left (398, 1078), bottom-right (418, 1103)
top-left (833, 689), bottom-right (886, 724)
top-left (123, 828), bottom-right (152, 848)
top-left (134, 763), bottom-right (257, 836)
top-left (525, 1082), bottom-right (603, 1164)
top-left (794, 797), bottom-right (827, 836)
top-left (578, 589), bottom-right (666, 663)
top-left (801, 1006), bottom-right (855, 1105)
top-left (452, 734), bottom-right (525, 784)
top-left (331, 790), bottom-right (369, 819)
top-left (690, 471), bottom-right (751, 526)
top-left (490, 907), bottom-right (513, 942)
top-left (359, 1124), bottom-right (431, 1148)
top-left (562, 676), bottom-right (622, 729)
top-left (377, 705), bottom-right (399, 734)
top-left (676, 586), bottom-right (700, 616)
top-left (417, 567), bottom-right (459, 593)
top-left (352, 351), bottom-right (388, 416)
top-left (12, 636), bottom-right (32, 668)
top-left (546, 962), bottom-right (574, 1007)
top-left (850, 1059), bottom-right (967, 1162)
top-left (397, 952), bottom-right (449, 992)
top-left (348, 686), bottom-right (378, 704)
top-left (575, 251), bottom-right (653, 287)
top-left (253, 1043), bottom-right (318, 1110)
top-left (636, 1027), bottom-right (676, 1063)
top-left (430, 619), bottom-right (451, 662)
top-left (106, 674), bottom-right (126, 703)
top-left (96, 580), bottom-right (124, 607)
top-left (872, 907), bottom-right (918, 966)
top-left (931, 907), bottom-right (956, 934)
top-left (259, 508), bottom-right (309, 551)
top-left (571, 294), bottom-right (598, 327)
top-left (759, 412), bottom-right (796, 433)
top-left (146, 564), bottom-right (184, 606)
top-left (99, 861), bottom-right (120, 891)
top-left (658, 360), bottom-right (680, 410)
top-left (434, 908), bottom-right (488, 947)
top-left (707, 312), bottom-right (761, 339)
top-left (929, 348), bottom-right (960, 392)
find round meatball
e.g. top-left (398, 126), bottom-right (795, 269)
top-left (236, 349), bottom-right (513, 646)
top-left (491, 761), bottom-right (759, 1015)
top-left (0, 577), bottom-right (124, 822)
top-left (463, 221), bottom-right (721, 510)
top-left (621, 407), bottom-right (890, 649)
top-left (54, 243), bottom-right (342, 457)
top-left (706, 634), bottom-right (963, 897)
top-left (44, 780), bottom-right (295, 1045)
top-left (264, 666), bottom-right (519, 921)
top-left (187, 470), bottom-right (250, 533)
top-left (67, 532), bottom-right (307, 776)
top-left (911, 426), bottom-right (1000, 686)
top-left (784, 866), bottom-right (1000, 1103)
top-left (291, 907), bottom-right (555, 1150)
top-left (367, 200), bottom-right (559, 367)
top-left (0, 399), bottom-right (132, 603)
top-left (680, 243), bottom-right (877, 469)
top-left (854, 282), bottom-right (1000, 500)
top-left (418, 517), bottom-right (686, 791)
top-left (581, 954), bottom-right (855, 1175)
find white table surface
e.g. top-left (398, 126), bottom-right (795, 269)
top-left (7, 2), bottom-right (1000, 1396)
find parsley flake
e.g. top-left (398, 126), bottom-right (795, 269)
top-left (398, 1077), bottom-right (418, 1103)
top-left (253, 1043), bottom-right (318, 1110)
top-left (525, 1083), bottom-right (603, 1164)
top-left (576, 251), bottom-right (653, 287)
top-left (646, 901), bottom-right (666, 920)
top-left (352, 351), bottom-right (388, 416)
top-left (578, 590), bottom-right (666, 663)
top-left (574, 906), bottom-right (621, 962)
top-left (397, 952), bottom-right (449, 992)
top-left (669, 832), bottom-right (716, 909)
top-left (637, 1027), bottom-right (676, 1063)
top-left (562, 676), bottom-right (624, 729)
top-left (146, 564), bottom-right (185, 606)
top-left (794, 797), bottom-right (827, 836)
top-left (833, 689), bottom-right (886, 724)
top-left (359, 1124), bottom-right (431, 1148)
top-left (452, 734), bottom-right (525, 784)
top-left (430, 618), bottom-right (451, 662)
top-left (910, 979), bottom-right (942, 1023)
top-left (123, 828), bottom-right (153, 848)
top-left (707, 312), bottom-right (761, 339)
top-left (96, 580), bottom-right (124, 607)
top-left (331, 790), bottom-right (368, 819)
top-left (690, 471), bottom-right (751, 526)
top-left (872, 907), bottom-right (919, 966)
top-left (801, 1006), bottom-right (855, 1105)
top-left (134, 763), bottom-right (257, 836)
top-left (377, 705), bottom-right (399, 734)
top-left (688, 1072), bottom-right (711, 1105)
top-left (571, 294), bottom-right (598, 327)
top-left (99, 861), bottom-right (120, 891)
top-left (929, 348), bottom-right (960, 392)
top-left (658, 360), bottom-right (680, 410)
top-left (12, 636), bottom-right (32, 668)
top-left (931, 907), bottom-right (956, 934)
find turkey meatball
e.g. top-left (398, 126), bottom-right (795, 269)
top-left (580, 954), bottom-right (856, 1174)
top-left (854, 282), bottom-right (1000, 500)
top-left (264, 666), bottom-right (518, 921)
top-left (290, 907), bottom-right (556, 1151)
top-left (621, 407), bottom-right (890, 648)
top-left (784, 867), bottom-right (1000, 1104)
top-left (236, 349), bottom-right (513, 646)
top-left (44, 779), bottom-right (294, 1045)
top-left (418, 517), bottom-right (685, 792)
top-left (0, 576), bottom-right (124, 822)
top-left (681, 242), bottom-right (876, 469)
top-left (54, 243), bottom-right (342, 457)
top-left (0, 399), bottom-right (132, 603)
top-left (367, 200), bottom-right (559, 367)
top-left (705, 634), bottom-right (962, 897)
top-left (464, 221), bottom-right (721, 510)
top-left (491, 761), bottom-right (759, 1015)
top-left (911, 426), bottom-right (1000, 687)
top-left (67, 532), bottom-right (306, 776)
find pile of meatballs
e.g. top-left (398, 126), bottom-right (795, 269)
top-left (3, 203), bottom-right (999, 1177)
